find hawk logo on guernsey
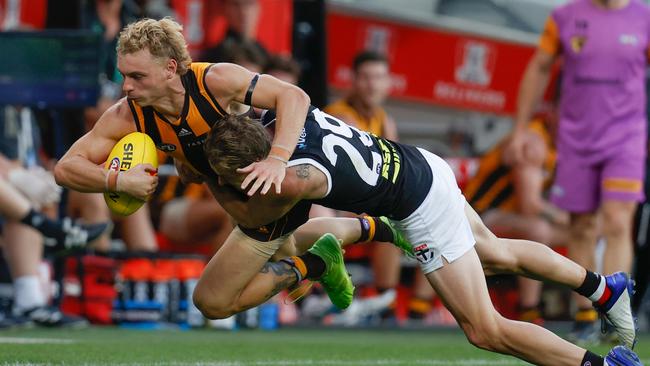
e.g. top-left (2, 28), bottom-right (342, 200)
top-left (178, 128), bottom-right (192, 137)
top-left (570, 36), bottom-right (587, 53)
top-left (414, 244), bottom-right (433, 264)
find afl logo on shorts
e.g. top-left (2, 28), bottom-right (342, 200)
top-left (414, 243), bottom-right (433, 264)
top-left (157, 143), bottom-right (177, 152)
top-left (108, 157), bottom-right (120, 172)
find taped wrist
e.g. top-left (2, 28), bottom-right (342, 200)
top-left (270, 144), bottom-right (292, 162)
top-left (105, 170), bottom-right (120, 191)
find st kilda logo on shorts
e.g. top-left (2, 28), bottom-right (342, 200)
top-left (414, 243), bottom-right (433, 264)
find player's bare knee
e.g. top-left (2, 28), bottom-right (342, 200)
top-left (460, 318), bottom-right (506, 352)
top-left (192, 288), bottom-right (236, 319)
top-left (191, 289), bottom-right (210, 317)
top-left (602, 211), bottom-right (631, 240)
top-left (194, 298), bottom-right (236, 320)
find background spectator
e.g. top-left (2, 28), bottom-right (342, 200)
top-left (200, 0), bottom-right (268, 64)
top-left (464, 101), bottom-right (567, 325)
top-left (264, 54), bottom-right (301, 85)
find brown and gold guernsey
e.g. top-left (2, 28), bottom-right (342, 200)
top-left (127, 63), bottom-right (227, 178)
top-left (463, 119), bottom-right (556, 215)
top-left (324, 98), bottom-right (388, 137)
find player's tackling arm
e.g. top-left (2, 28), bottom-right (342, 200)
top-left (54, 98), bottom-right (136, 193)
top-left (212, 163), bottom-right (327, 228)
top-left (205, 63), bottom-right (310, 195)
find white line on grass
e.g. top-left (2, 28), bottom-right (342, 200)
top-left (164, 361), bottom-right (528, 366)
top-left (162, 359), bottom-right (650, 366)
top-left (168, 361), bottom-right (528, 366)
top-left (4, 359), bottom-right (650, 366)
top-left (0, 337), bottom-right (76, 344)
top-left (3, 362), bottom-right (524, 366)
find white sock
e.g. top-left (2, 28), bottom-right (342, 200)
top-left (13, 275), bottom-right (46, 315)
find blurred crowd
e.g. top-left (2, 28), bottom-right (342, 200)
top-left (0, 0), bottom-right (648, 346)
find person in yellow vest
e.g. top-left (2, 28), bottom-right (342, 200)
top-left (325, 51), bottom-right (397, 139)
top-left (464, 109), bottom-right (568, 325)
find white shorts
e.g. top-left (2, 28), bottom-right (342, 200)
top-left (392, 149), bottom-right (475, 274)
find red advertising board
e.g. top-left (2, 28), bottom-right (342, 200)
top-left (0, 0), bottom-right (46, 29)
top-left (172, 0), bottom-right (293, 58)
top-left (327, 11), bottom-right (538, 116)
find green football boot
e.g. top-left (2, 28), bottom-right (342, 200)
top-left (378, 216), bottom-right (414, 257)
top-left (308, 233), bottom-right (355, 309)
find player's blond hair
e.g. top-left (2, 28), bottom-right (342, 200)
top-left (117, 17), bottom-right (192, 75)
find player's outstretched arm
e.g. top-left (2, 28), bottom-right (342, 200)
top-left (208, 180), bottom-right (300, 229)
top-left (54, 99), bottom-right (137, 193)
top-left (205, 63), bottom-right (310, 196)
top-left (209, 163), bottom-right (326, 229)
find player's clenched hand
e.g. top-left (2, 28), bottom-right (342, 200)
top-left (237, 157), bottom-right (286, 196)
top-left (118, 163), bottom-right (159, 201)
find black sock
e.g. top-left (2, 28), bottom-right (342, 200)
top-left (298, 252), bottom-right (326, 280)
top-left (373, 217), bottom-right (394, 242)
top-left (20, 209), bottom-right (64, 242)
top-left (581, 350), bottom-right (604, 366)
top-left (575, 270), bottom-right (602, 298)
top-left (358, 216), bottom-right (394, 243)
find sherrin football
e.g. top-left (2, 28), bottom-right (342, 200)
top-left (103, 132), bottom-right (158, 216)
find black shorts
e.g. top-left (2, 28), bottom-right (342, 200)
top-left (239, 200), bottom-right (312, 241)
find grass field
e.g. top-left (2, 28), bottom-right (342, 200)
top-left (0, 327), bottom-right (647, 365)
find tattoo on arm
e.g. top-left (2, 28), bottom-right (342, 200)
top-left (259, 261), bottom-right (298, 302)
top-left (295, 164), bottom-right (310, 179)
